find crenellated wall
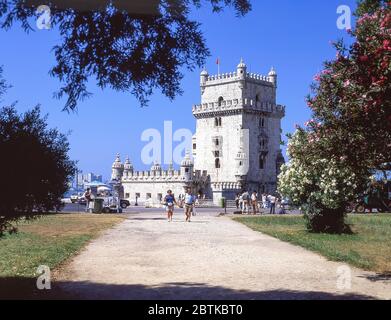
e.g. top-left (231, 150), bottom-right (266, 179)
top-left (203, 72), bottom-right (273, 84)
top-left (192, 98), bottom-right (285, 118)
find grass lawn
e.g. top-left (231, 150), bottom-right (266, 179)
top-left (234, 214), bottom-right (391, 274)
top-left (0, 213), bottom-right (125, 299)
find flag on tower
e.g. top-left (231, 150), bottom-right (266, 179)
top-left (216, 57), bottom-right (220, 75)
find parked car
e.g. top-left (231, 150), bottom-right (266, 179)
top-left (120, 199), bottom-right (130, 209)
top-left (78, 197), bottom-right (87, 206)
top-left (102, 196), bottom-right (122, 213)
top-left (347, 181), bottom-right (391, 213)
top-left (70, 194), bottom-right (79, 203)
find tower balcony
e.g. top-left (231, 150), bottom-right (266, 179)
top-left (192, 98), bottom-right (285, 118)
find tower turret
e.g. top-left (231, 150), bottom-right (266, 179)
top-left (180, 150), bottom-right (194, 183)
top-left (268, 66), bottom-right (277, 87)
top-left (111, 153), bottom-right (124, 181)
top-left (200, 67), bottom-right (208, 85)
top-left (237, 58), bottom-right (247, 79)
top-left (123, 156), bottom-right (133, 177)
top-left (200, 67), bottom-right (208, 95)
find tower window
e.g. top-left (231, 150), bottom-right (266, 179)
top-left (259, 155), bottom-right (265, 169)
top-left (218, 97), bottom-right (224, 106)
top-left (214, 117), bottom-right (222, 127)
top-left (260, 117), bottom-right (265, 128)
top-left (193, 143), bottom-right (196, 150)
top-left (214, 151), bottom-right (220, 157)
top-left (212, 136), bottom-right (222, 148)
top-left (215, 158), bottom-right (221, 169)
top-left (256, 94), bottom-right (260, 102)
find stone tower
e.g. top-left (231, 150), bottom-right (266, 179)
top-left (111, 153), bottom-right (124, 181)
top-left (192, 59), bottom-right (285, 204)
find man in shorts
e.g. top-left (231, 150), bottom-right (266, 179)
top-left (164, 190), bottom-right (177, 222)
top-left (183, 187), bottom-right (194, 222)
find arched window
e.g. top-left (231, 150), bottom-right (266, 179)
top-left (256, 94), bottom-right (260, 103)
top-left (259, 154), bottom-right (265, 170)
top-left (214, 117), bottom-right (222, 127)
top-left (259, 117), bottom-right (265, 128)
top-left (218, 97), bottom-right (224, 106)
top-left (215, 158), bottom-right (221, 169)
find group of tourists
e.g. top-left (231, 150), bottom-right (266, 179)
top-left (163, 188), bottom-right (198, 222)
top-left (235, 192), bottom-right (284, 215)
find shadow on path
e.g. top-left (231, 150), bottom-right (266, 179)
top-left (360, 273), bottom-right (391, 282)
top-left (0, 277), bottom-right (377, 300)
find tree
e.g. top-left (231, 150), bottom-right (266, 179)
top-left (306, 0), bottom-right (390, 172)
top-left (0, 0), bottom-right (251, 111)
top-left (278, 130), bottom-right (370, 233)
top-left (279, 0), bottom-right (390, 233)
top-left (0, 66), bottom-right (7, 99)
top-left (0, 91), bottom-right (76, 235)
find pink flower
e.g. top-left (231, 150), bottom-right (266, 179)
top-left (343, 80), bottom-right (351, 87)
top-left (359, 55), bottom-right (369, 62)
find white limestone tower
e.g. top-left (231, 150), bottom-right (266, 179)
top-left (192, 59), bottom-right (285, 203)
top-left (111, 153), bottom-right (124, 181)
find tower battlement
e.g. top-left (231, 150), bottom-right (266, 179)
top-left (204, 72), bottom-right (274, 85)
top-left (192, 98), bottom-right (285, 118)
top-left (122, 169), bottom-right (208, 182)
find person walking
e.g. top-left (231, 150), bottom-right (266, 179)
top-left (251, 191), bottom-right (258, 215)
top-left (163, 190), bottom-right (178, 222)
top-left (184, 187), bottom-right (195, 222)
top-left (269, 194), bottom-right (277, 215)
top-left (239, 193), bottom-right (243, 212)
top-left (242, 191), bottom-right (250, 215)
top-left (83, 188), bottom-right (92, 213)
top-left (235, 193), bottom-right (240, 210)
top-left (262, 193), bottom-right (267, 210)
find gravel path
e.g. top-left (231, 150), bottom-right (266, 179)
top-left (57, 212), bottom-right (391, 300)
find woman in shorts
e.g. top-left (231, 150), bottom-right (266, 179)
top-left (164, 190), bottom-right (177, 222)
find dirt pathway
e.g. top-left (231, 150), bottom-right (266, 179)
top-left (57, 212), bottom-right (391, 300)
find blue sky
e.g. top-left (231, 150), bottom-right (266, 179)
top-left (0, 0), bottom-right (357, 180)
